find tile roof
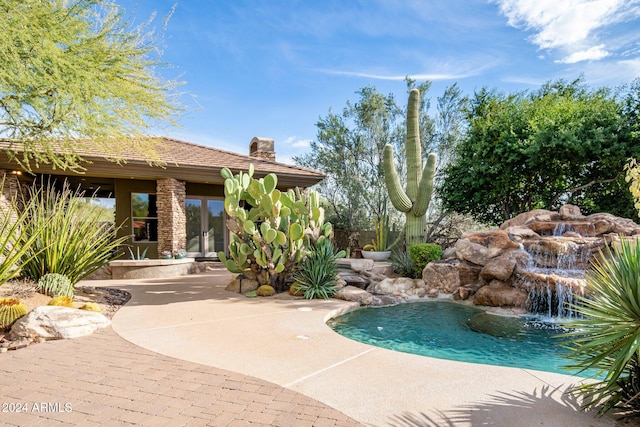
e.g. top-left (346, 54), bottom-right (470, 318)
top-left (85, 137), bottom-right (322, 176)
top-left (0, 137), bottom-right (325, 186)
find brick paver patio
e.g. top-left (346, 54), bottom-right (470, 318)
top-left (0, 327), bottom-right (363, 426)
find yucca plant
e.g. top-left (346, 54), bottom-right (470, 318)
top-left (292, 237), bottom-right (345, 299)
top-left (560, 238), bottom-right (640, 417)
top-left (19, 179), bottom-right (129, 284)
top-left (0, 180), bottom-right (48, 287)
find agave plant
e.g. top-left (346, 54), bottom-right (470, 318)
top-left (561, 238), bottom-right (640, 416)
top-left (389, 248), bottom-right (415, 278)
top-left (292, 237), bottom-right (345, 299)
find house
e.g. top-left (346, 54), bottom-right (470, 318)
top-left (0, 137), bottom-right (324, 260)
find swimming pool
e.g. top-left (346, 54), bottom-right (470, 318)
top-left (328, 300), bottom-right (589, 376)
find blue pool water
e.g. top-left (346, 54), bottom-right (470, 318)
top-left (328, 301), bottom-right (589, 376)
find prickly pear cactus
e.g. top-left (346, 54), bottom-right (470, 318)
top-left (383, 88), bottom-right (437, 247)
top-left (218, 166), bottom-right (334, 292)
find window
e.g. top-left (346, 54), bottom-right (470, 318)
top-left (131, 193), bottom-right (158, 242)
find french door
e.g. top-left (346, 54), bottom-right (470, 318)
top-left (185, 198), bottom-right (226, 258)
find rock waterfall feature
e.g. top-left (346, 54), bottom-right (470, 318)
top-left (422, 205), bottom-right (640, 315)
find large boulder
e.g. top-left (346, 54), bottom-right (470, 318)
top-left (455, 239), bottom-right (502, 266)
top-left (559, 204), bottom-right (584, 219)
top-left (10, 306), bottom-right (110, 340)
top-left (335, 258), bottom-right (375, 273)
top-left (503, 226), bottom-right (540, 241)
top-left (369, 278), bottom-right (426, 298)
top-left (500, 209), bottom-right (561, 229)
top-left (422, 259), bottom-right (461, 294)
top-left (334, 286), bottom-right (374, 305)
top-left (422, 259), bottom-right (483, 297)
top-left (464, 230), bottom-right (521, 251)
top-left (480, 250), bottom-right (523, 282)
top-left (473, 281), bottom-right (528, 308)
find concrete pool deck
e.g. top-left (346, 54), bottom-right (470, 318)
top-left (99, 269), bottom-right (620, 426)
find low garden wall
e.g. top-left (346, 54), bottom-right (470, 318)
top-left (109, 258), bottom-right (195, 280)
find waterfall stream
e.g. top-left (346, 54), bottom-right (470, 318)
top-left (515, 223), bottom-right (592, 318)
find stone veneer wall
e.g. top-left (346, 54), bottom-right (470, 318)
top-left (0, 170), bottom-right (24, 221)
top-left (156, 178), bottom-right (186, 254)
top-left (250, 151), bottom-right (276, 161)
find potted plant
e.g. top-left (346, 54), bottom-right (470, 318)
top-left (173, 248), bottom-right (187, 259)
top-left (362, 215), bottom-right (395, 261)
top-left (160, 250), bottom-right (173, 259)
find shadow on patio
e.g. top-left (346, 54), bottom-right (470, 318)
top-left (384, 384), bottom-right (622, 427)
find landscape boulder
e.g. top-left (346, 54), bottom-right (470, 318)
top-left (473, 281), bottom-right (528, 308)
top-left (334, 286), bottom-right (374, 306)
top-left (10, 306), bottom-right (110, 340)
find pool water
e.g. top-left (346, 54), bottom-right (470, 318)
top-left (328, 300), bottom-right (588, 376)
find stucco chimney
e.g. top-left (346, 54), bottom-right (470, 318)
top-left (249, 137), bottom-right (275, 161)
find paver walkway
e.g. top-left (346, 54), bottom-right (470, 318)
top-left (0, 326), bottom-right (363, 426)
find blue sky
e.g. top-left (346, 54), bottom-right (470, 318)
top-left (118, 0), bottom-right (640, 165)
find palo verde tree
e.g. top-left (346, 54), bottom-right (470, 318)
top-left (439, 78), bottom-right (639, 225)
top-left (0, 0), bottom-right (182, 171)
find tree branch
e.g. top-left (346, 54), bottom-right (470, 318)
top-left (549, 173), bottom-right (622, 208)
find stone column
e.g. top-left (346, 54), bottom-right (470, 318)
top-left (156, 178), bottom-right (186, 255)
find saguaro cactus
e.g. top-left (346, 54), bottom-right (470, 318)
top-left (383, 88), bottom-right (437, 247)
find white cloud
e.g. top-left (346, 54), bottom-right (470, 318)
top-left (592, 57), bottom-right (640, 82)
top-left (492, 0), bottom-right (640, 63)
top-left (501, 76), bottom-right (549, 86)
top-left (317, 56), bottom-right (499, 82)
top-left (318, 70), bottom-right (471, 81)
top-left (284, 136), bottom-right (311, 149)
top-left (556, 44), bottom-right (610, 63)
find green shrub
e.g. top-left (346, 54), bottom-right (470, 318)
top-left (19, 179), bottom-right (129, 284)
top-left (37, 273), bottom-right (74, 298)
top-left (293, 237), bottom-right (346, 299)
top-left (0, 298), bottom-right (27, 329)
top-left (409, 243), bottom-right (442, 278)
top-left (561, 238), bottom-right (640, 416)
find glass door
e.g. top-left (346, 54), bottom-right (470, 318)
top-left (185, 198), bottom-right (226, 258)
